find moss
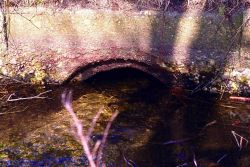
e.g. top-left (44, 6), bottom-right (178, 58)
top-left (29, 63), bottom-right (48, 84)
top-left (0, 153), bottom-right (8, 159)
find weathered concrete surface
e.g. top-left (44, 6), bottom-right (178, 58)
top-left (0, 7), bottom-right (249, 93)
top-left (0, 6), bottom-right (5, 52)
top-left (241, 8), bottom-right (250, 68)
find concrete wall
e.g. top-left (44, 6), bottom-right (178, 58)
top-left (241, 8), bottom-right (250, 68)
top-left (3, 8), bottom-right (243, 53)
top-left (0, 7), bottom-right (5, 52)
top-left (0, 7), bottom-right (249, 93)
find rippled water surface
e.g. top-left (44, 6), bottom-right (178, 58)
top-left (0, 69), bottom-right (249, 167)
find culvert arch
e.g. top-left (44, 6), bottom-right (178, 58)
top-left (62, 50), bottom-right (174, 85)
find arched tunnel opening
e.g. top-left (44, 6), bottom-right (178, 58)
top-left (84, 67), bottom-right (166, 86)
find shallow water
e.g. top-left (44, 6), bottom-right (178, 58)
top-left (0, 69), bottom-right (249, 167)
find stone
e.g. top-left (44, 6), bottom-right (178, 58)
top-left (0, 59), bottom-right (3, 67)
top-left (42, 65), bottom-right (47, 70)
top-left (242, 69), bottom-right (250, 78)
top-left (208, 59), bottom-right (215, 66)
top-left (210, 87), bottom-right (218, 93)
top-left (1, 68), bottom-right (8, 75)
top-left (10, 58), bottom-right (17, 65)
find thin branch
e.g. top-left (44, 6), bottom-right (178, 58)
top-left (0, 106), bottom-right (28, 116)
top-left (229, 96), bottom-right (250, 102)
top-left (163, 137), bottom-right (194, 145)
top-left (7, 90), bottom-right (52, 102)
top-left (217, 154), bottom-right (228, 164)
top-left (163, 120), bottom-right (216, 145)
top-left (96, 111), bottom-right (119, 166)
top-left (201, 120), bottom-right (217, 131)
top-left (193, 153), bottom-right (198, 167)
top-left (87, 106), bottom-right (104, 141)
top-left (176, 162), bottom-right (188, 167)
top-left (62, 89), bottom-right (119, 167)
top-left (91, 140), bottom-right (101, 157)
top-left (231, 131), bottom-right (249, 150)
top-left (0, 95), bottom-right (7, 100)
top-left (13, 8), bottom-right (40, 29)
top-left (61, 89), bottom-right (96, 167)
top-left (0, 73), bottom-right (28, 84)
top-left (123, 154), bottom-right (137, 167)
top-left (191, 72), bottom-right (220, 94)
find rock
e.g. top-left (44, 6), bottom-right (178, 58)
top-left (208, 59), bottom-right (215, 66)
top-left (231, 70), bottom-right (240, 77)
top-left (203, 87), bottom-right (208, 91)
top-left (210, 87), bottom-right (217, 93)
top-left (10, 58), bottom-right (17, 65)
top-left (29, 70), bottom-right (35, 74)
top-left (241, 69), bottom-right (250, 78)
top-left (0, 59), bottom-right (3, 67)
top-left (1, 68), bottom-right (8, 75)
top-left (42, 65), bottom-right (46, 70)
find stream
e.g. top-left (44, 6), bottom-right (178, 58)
top-left (0, 68), bottom-right (250, 167)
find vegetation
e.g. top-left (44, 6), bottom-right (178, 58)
top-left (5, 0), bottom-right (250, 12)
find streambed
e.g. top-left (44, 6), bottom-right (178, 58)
top-left (0, 69), bottom-right (249, 167)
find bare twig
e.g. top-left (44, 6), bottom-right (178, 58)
top-left (176, 151), bottom-right (199, 167)
top-left (0, 95), bottom-right (6, 100)
top-left (91, 140), bottom-right (101, 157)
top-left (176, 162), bottom-right (188, 167)
top-left (219, 85), bottom-right (226, 100)
top-left (13, 8), bottom-right (40, 29)
top-left (229, 96), bottom-right (250, 102)
top-left (62, 89), bottom-right (96, 167)
top-left (220, 104), bottom-right (237, 109)
top-left (231, 131), bottom-right (249, 150)
top-left (163, 120), bottom-right (216, 145)
top-left (217, 154), bottom-right (228, 164)
top-left (163, 137), bottom-right (194, 145)
top-left (0, 106), bottom-right (28, 116)
top-left (61, 89), bottom-right (119, 167)
top-left (193, 153), bottom-right (198, 167)
top-left (0, 73), bottom-right (28, 84)
top-left (201, 120), bottom-right (217, 131)
top-left (191, 74), bottom-right (219, 94)
top-left (123, 154), bottom-right (137, 167)
top-left (7, 90), bottom-right (52, 102)
top-left (96, 110), bottom-right (119, 166)
top-left (87, 106), bottom-right (104, 141)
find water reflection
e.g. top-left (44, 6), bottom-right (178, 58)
top-left (0, 68), bottom-right (249, 167)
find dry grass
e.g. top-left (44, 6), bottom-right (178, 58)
top-left (5, 0), bottom-right (249, 12)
